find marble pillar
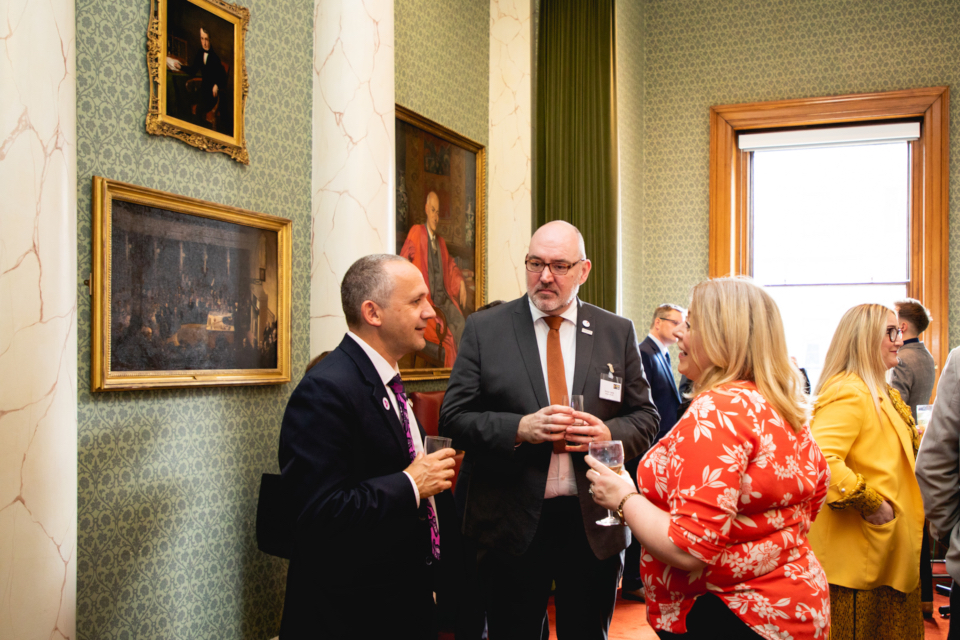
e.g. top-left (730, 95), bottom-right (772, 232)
top-left (311, 0), bottom-right (395, 356)
top-left (0, 0), bottom-right (78, 638)
top-left (487, 0), bottom-right (532, 301)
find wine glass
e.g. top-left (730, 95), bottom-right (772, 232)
top-left (566, 395), bottom-right (585, 449)
top-left (588, 440), bottom-right (625, 526)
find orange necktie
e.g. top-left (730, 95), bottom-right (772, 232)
top-left (544, 316), bottom-right (567, 453)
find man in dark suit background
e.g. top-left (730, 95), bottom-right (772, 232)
top-left (278, 254), bottom-right (457, 638)
top-left (622, 303), bottom-right (685, 602)
top-left (638, 304), bottom-right (685, 442)
top-left (440, 221), bottom-right (659, 639)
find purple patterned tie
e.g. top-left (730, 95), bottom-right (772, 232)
top-left (387, 374), bottom-right (441, 562)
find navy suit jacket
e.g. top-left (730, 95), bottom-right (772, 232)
top-left (278, 335), bottom-right (432, 635)
top-left (440, 296), bottom-right (660, 559)
top-left (639, 336), bottom-right (681, 442)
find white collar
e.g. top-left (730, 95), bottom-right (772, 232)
top-left (528, 296), bottom-right (578, 326)
top-left (347, 331), bottom-right (399, 386)
top-left (647, 333), bottom-right (669, 356)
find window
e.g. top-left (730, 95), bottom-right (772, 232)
top-left (751, 141), bottom-right (910, 387)
top-left (708, 87), bottom-right (949, 389)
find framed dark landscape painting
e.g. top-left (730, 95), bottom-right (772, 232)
top-left (147, 0), bottom-right (249, 163)
top-left (395, 105), bottom-right (486, 381)
top-left (91, 177), bottom-right (291, 391)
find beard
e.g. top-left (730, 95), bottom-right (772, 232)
top-left (529, 283), bottom-right (578, 313)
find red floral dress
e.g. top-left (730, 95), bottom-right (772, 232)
top-left (637, 382), bottom-right (831, 640)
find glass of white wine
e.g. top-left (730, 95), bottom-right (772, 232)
top-left (588, 440), bottom-right (625, 526)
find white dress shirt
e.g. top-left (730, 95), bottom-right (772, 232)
top-left (528, 298), bottom-right (578, 497)
top-left (347, 332), bottom-right (428, 514)
top-left (647, 333), bottom-right (669, 357)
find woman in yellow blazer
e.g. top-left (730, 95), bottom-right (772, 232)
top-left (809, 303), bottom-right (924, 640)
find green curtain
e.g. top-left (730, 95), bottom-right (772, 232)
top-left (536, 0), bottom-right (618, 312)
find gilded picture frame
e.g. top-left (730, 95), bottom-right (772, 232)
top-left (395, 104), bottom-right (486, 381)
top-left (91, 177), bottom-right (292, 391)
top-left (146, 0), bottom-right (250, 163)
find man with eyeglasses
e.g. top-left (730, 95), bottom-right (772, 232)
top-left (440, 220), bottom-right (659, 639)
top-left (619, 304), bottom-right (686, 604)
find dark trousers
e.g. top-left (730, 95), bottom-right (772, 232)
top-left (283, 560), bottom-right (436, 639)
top-left (655, 594), bottom-right (763, 640)
top-left (478, 496), bottom-right (623, 640)
top-left (922, 521), bottom-right (933, 603)
top-left (622, 455), bottom-right (643, 590)
top-left (950, 581), bottom-right (960, 640)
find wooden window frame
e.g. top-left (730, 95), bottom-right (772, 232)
top-left (709, 86), bottom-right (950, 376)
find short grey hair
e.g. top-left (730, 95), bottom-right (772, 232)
top-left (650, 303), bottom-right (686, 329)
top-left (341, 254), bottom-right (408, 328)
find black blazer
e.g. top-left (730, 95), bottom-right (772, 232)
top-left (278, 336), bottom-right (431, 635)
top-left (439, 296), bottom-right (659, 559)
top-left (639, 336), bottom-right (682, 441)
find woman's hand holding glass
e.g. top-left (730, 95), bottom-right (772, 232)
top-left (585, 453), bottom-right (636, 512)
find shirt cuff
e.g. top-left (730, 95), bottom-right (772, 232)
top-left (402, 470), bottom-right (421, 508)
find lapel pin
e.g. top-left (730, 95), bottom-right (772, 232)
top-left (383, 397), bottom-right (390, 410)
top-left (583, 320), bottom-right (590, 327)
top-left (582, 328), bottom-right (593, 335)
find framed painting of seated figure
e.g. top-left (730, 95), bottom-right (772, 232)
top-left (146, 0), bottom-right (250, 163)
top-left (395, 105), bottom-right (486, 381)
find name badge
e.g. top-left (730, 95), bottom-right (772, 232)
top-left (599, 376), bottom-right (622, 402)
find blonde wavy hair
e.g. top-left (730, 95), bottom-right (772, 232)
top-left (815, 303), bottom-right (896, 412)
top-left (688, 277), bottom-right (810, 433)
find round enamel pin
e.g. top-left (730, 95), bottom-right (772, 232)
top-left (383, 397), bottom-right (390, 410)
top-left (583, 320), bottom-right (590, 327)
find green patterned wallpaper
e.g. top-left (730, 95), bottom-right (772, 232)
top-left (76, 0), bottom-right (312, 637)
top-left (624, 0), bottom-right (960, 345)
top-left (395, 0), bottom-right (489, 147)
top-left (396, 0), bottom-right (489, 393)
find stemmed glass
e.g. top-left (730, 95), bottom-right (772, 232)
top-left (588, 440), bottom-right (625, 526)
top-left (566, 395), bottom-right (584, 449)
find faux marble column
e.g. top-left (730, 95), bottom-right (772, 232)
top-left (487, 0), bottom-right (532, 301)
top-left (311, 0), bottom-right (395, 356)
top-left (0, 0), bottom-right (78, 638)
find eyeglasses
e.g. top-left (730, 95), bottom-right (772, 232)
top-left (885, 327), bottom-right (903, 342)
top-left (524, 258), bottom-right (583, 276)
top-left (658, 317), bottom-right (682, 327)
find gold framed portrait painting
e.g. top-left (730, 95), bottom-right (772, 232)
top-left (91, 177), bottom-right (291, 391)
top-left (395, 105), bottom-right (486, 381)
top-left (147, 0), bottom-right (250, 163)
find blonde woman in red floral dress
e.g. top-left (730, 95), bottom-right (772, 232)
top-left (586, 277), bottom-right (831, 639)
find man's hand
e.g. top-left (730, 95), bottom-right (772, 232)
top-left (864, 499), bottom-right (896, 526)
top-left (459, 281), bottom-right (467, 308)
top-left (212, 84), bottom-right (219, 97)
top-left (405, 449), bottom-right (456, 499)
top-left (517, 405), bottom-right (575, 444)
top-left (166, 57), bottom-right (182, 71)
top-left (563, 411), bottom-right (612, 452)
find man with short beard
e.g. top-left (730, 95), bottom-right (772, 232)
top-left (440, 221), bottom-right (659, 639)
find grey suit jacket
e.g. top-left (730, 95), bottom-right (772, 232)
top-left (891, 340), bottom-right (936, 420)
top-left (439, 295), bottom-right (660, 559)
top-left (916, 346), bottom-right (960, 581)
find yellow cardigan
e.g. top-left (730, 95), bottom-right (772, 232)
top-left (808, 373), bottom-right (924, 593)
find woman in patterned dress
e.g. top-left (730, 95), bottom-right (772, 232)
top-left (807, 304), bottom-right (924, 640)
top-left (586, 277), bottom-right (831, 639)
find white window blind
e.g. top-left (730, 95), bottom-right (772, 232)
top-left (738, 122), bottom-right (919, 152)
